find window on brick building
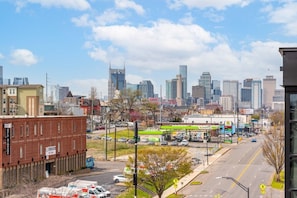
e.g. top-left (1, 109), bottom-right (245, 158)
top-left (20, 126), bottom-right (23, 137)
top-left (20, 147), bottom-right (23, 159)
top-left (73, 140), bottom-right (76, 150)
top-left (58, 122), bottom-right (61, 133)
top-left (58, 142), bottom-right (60, 153)
top-left (73, 122), bottom-right (76, 133)
top-left (40, 124), bottom-right (43, 135)
top-left (26, 124), bottom-right (29, 136)
top-left (40, 144), bottom-right (43, 155)
top-left (11, 126), bottom-right (14, 137)
top-left (34, 124), bottom-right (37, 136)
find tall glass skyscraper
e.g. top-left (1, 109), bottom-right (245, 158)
top-left (138, 80), bottom-right (154, 99)
top-left (108, 66), bottom-right (126, 100)
top-left (251, 79), bottom-right (262, 109)
top-left (179, 65), bottom-right (187, 100)
top-left (199, 72), bottom-right (211, 104)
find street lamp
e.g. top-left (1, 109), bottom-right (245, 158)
top-left (105, 107), bottom-right (110, 161)
top-left (216, 176), bottom-right (249, 198)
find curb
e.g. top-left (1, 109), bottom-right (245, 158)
top-left (155, 145), bottom-right (233, 198)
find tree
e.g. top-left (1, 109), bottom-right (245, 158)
top-left (126, 147), bottom-right (192, 198)
top-left (262, 111), bottom-right (285, 182)
top-left (141, 99), bottom-right (159, 126)
top-left (109, 88), bottom-right (141, 122)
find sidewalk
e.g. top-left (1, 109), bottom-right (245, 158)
top-left (155, 143), bottom-right (235, 198)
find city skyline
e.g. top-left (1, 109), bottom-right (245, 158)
top-left (1, 0), bottom-right (296, 98)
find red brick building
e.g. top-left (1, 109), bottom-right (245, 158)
top-left (0, 115), bottom-right (87, 190)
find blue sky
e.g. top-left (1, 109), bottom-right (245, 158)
top-left (1, 0), bottom-right (297, 99)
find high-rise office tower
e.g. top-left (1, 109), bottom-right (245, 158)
top-left (262, 75), bottom-right (276, 109)
top-left (192, 85), bottom-right (205, 105)
top-left (243, 78), bottom-right (253, 88)
top-left (179, 65), bottom-right (187, 100)
top-left (222, 80), bottom-right (240, 110)
top-left (13, 77), bottom-right (29, 85)
top-left (176, 74), bottom-right (183, 106)
top-left (199, 72), bottom-right (211, 104)
top-left (138, 80), bottom-right (154, 99)
top-left (251, 79), bottom-right (262, 109)
top-left (212, 80), bottom-right (221, 103)
top-left (108, 66), bottom-right (126, 100)
top-left (166, 79), bottom-right (177, 100)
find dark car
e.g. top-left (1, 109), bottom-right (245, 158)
top-left (127, 139), bottom-right (136, 144)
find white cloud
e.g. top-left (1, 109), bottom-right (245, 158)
top-left (267, 1), bottom-right (297, 36)
top-left (0, 53), bottom-right (4, 59)
top-left (167, 0), bottom-right (251, 10)
top-left (16, 0), bottom-right (91, 11)
top-left (72, 14), bottom-right (93, 27)
top-left (10, 49), bottom-right (38, 66)
top-left (90, 20), bottom-right (216, 70)
top-left (115, 0), bottom-right (145, 15)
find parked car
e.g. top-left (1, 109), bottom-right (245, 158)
top-left (101, 136), bottom-right (112, 141)
top-left (113, 174), bottom-right (129, 183)
top-left (93, 136), bottom-right (101, 140)
top-left (191, 157), bottom-right (201, 165)
top-left (95, 125), bottom-right (105, 130)
top-left (170, 140), bottom-right (178, 146)
top-left (160, 140), bottom-right (168, 145)
top-left (127, 139), bottom-right (136, 144)
top-left (179, 139), bottom-right (189, 146)
top-left (251, 138), bottom-right (257, 142)
top-left (118, 137), bottom-right (128, 142)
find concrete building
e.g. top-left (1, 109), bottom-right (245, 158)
top-left (222, 80), bottom-right (239, 110)
top-left (219, 95), bottom-right (233, 112)
top-left (262, 75), bottom-right (276, 109)
top-left (0, 85), bottom-right (44, 116)
top-left (179, 65), bottom-right (187, 100)
top-left (251, 79), bottom-right (262, 110)
top-left (176, 74), bottom-right (183, 106)
top-left (192, 85), bottom-right (205, 106)
top-left (0, 116), bottom-right (87, 190)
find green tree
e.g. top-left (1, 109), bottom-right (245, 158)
top-left (126, 147), bottom-right (192, 198)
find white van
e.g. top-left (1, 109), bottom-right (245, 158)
top-left (68, 180), bottom-right (110, 197)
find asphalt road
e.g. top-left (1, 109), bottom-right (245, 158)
top-left (179, 134), bottom-right (284, 198)
top-left (76, 161), bottom-right (127, 198)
